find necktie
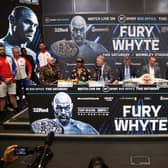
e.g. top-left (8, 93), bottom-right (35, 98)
top-left (125, 67), bottom-right (130, 80)
top-left (97, 67), bottom-right (101, 81)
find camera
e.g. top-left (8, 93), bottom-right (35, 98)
top-left (14, 147), bottom-right (29, 156)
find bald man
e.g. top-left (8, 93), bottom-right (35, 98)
top-left (31, 92), bottom-right (99, 135)
top-left (51, 15), bottom-right (108, 63)
top-left (0, 6), bottom-right (39, 59)
top-left (39, 57), bottom-right (62, 85)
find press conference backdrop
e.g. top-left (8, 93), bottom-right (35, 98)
top-left (43, 14), bottom-right (168, 78)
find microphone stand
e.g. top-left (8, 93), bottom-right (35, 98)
top-left (37, 145), bottom-right (52, 168)
top-left (27, 132), bottom-right (54, 168)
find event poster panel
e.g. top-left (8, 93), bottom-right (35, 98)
top-left (27, 86), bottom-right (168, 135)
top-left (43, 15), bottom-right (168, 78)
top-left (0, 2), bottom-right (42, 59)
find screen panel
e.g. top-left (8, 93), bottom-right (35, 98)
top-left (74, 0), bottom-right (108, 13)
top-left (145, 0), bottom-right (168, 14)
top-left (109, 0), bottom-right (144, 14)
top-left (42, 0), bottom-right (73, 15)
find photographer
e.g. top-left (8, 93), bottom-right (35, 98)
top-left (0, 145), bottom-right (19, 168)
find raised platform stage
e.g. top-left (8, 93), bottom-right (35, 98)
top-left (0, 85), bottom-right (167, 168)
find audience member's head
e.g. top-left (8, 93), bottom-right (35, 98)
top-left (88, 156), bottom-right (109, 168)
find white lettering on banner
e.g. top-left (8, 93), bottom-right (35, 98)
top-left (120, 26), bottom-right (154, 37)
top-left (123, 105), bottom-right (161, 117)
top-left (114, 105), bottom-right (167, 132)
top-left (112, 25), bottom-right (160, 51)
top-left (112, 39), bottom-right (159, 51)
top-left (115, 119), bottom-right (168, 131)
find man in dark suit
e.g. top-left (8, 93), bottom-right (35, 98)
top-left (166, 63), bottom-right (168, 80)
top-left (141, 55), bottom-right (161, 78)
top-left (117, 56), bottom-right (139, 81)
top-left (94, 54), bottom-right (115, 83)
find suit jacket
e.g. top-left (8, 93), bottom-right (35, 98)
top-left (141, 64), bottom-right (161, 78)
top-left (166, 67), bottom-right (168, 80)
top-left (117, 65), bottom-right (139, 81)
top-left (94, 63), bottom-right (115, 82)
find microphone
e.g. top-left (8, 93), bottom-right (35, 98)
top-left (45, 131), bottom-right (54, 146)
top-left (37, 132), bottom-right (54, 168)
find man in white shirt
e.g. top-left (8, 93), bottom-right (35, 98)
top-left (36, 42), bottom-right (56, 70)
top-left (13, 48), bottom-right (32, 102)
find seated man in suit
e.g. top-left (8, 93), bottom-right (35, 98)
top-left (141, 55), bottom-right (161, 78)
top-left (166, 63), bottom-right (168, 80)
top-left (93, 54), bottom-right (115, 83)
top-left (117, 55), bottom-right (139, 81)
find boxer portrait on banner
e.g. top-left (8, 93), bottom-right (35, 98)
top-left (31, 92), bottom-right (99, 135)
top-left (0, 6), bottom-right (39, 60)
top-left (51, 15), bottom-right (108, 63)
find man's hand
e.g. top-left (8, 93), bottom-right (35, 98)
top-left (26, 74), bottom-right (31, 80)
top-left (4, 78), bottom-right (13, 84)
top-left (2, 145), bottom-right (19, 164)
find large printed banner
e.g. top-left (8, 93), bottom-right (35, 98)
top-left (0, 2), bottom-right (42, 59)
top-left (27, 86), bottom-right (168, 135)
top-left (43, 15), bottom-right (168, 78)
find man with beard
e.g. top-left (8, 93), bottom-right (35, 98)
top-left (31, 92), bottom-right (99, 135)
top-left (0, 6), bottom-right (39, 60)
top-left (0, 44), bottom-right (18, 118)
top-left (39, 57), bottom-right (62, 85)
top-left (50, 15), bottom-right (108, 76)
top-left (71, 56), bottom-right (91, 82)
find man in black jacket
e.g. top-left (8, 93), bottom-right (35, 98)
top-left (21, 48), bottom-right (40, 84)
top-left (166, 63), bottom-right (168, 80)
top-left (141, 55), bottom-right (161, 78)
